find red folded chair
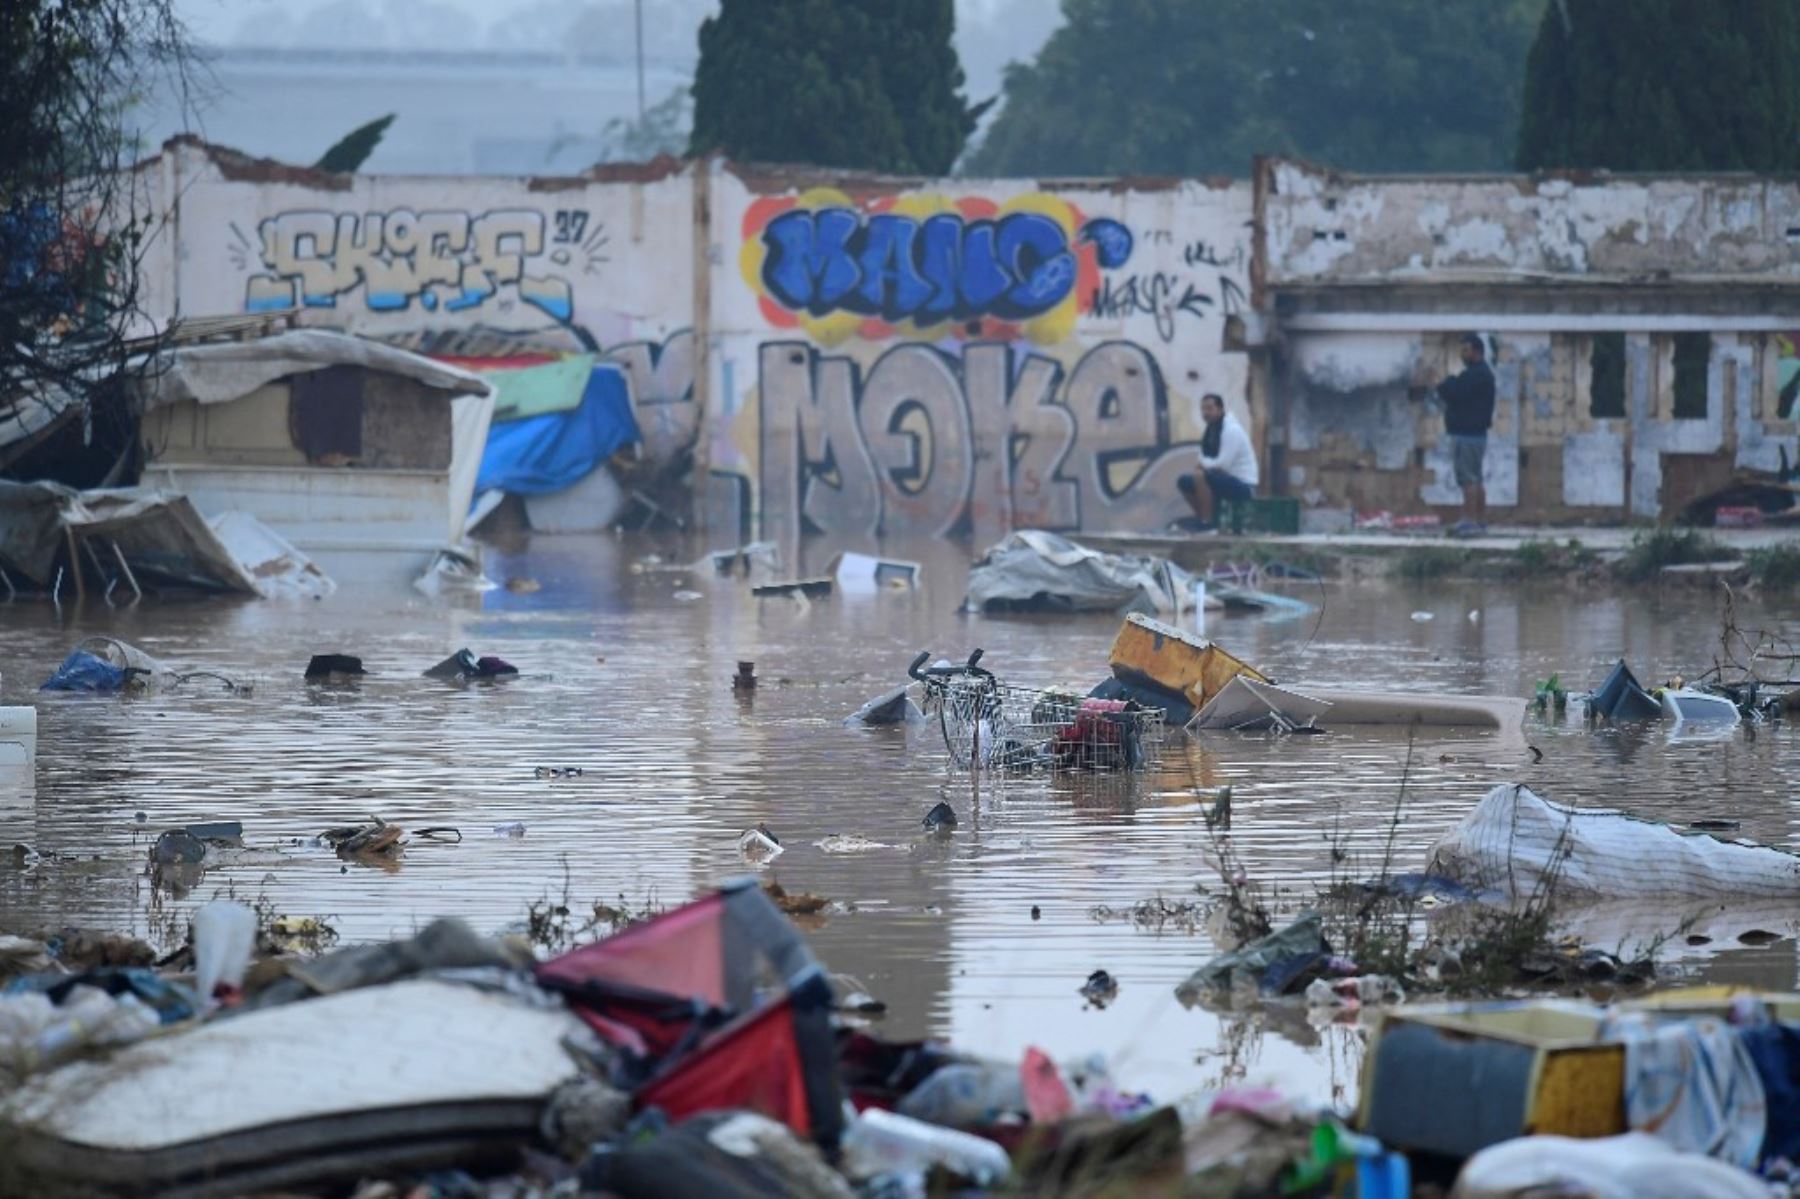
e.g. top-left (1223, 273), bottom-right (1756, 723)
top-left (535, 879), bottom-right (845, 1147)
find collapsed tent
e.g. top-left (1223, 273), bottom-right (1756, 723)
top-left (534, 879), bottom-right (844, 1147)
top-left (1425, 784), bottom-right (1800, 903)
top-left (962, 531), bottom-right (1198, 615)
top-left (0, 480), bottom-right (327, 598)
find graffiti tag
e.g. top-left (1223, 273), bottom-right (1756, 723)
top-left (758, 339), bottom-right (1197, 542)
top-left (240, 208), bottom-right (606, 321)
top-left (1089, 273), bottom-right (1213, 343)
top-left (759, 210), bottom-right (1132, 325)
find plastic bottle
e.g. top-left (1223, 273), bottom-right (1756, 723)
top-left (841, 1108), bottom-right (1012, 1185)
top-left (897, 1062), bottom-right (1025, 1127)
top-left (193, 899), bottom-right (257, 999)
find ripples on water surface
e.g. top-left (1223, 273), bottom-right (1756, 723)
top-left (1, 534), bottom-right (1797, 1108)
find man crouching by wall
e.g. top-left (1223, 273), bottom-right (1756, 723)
top-left (1176, 393), bottom-right (1258, 532)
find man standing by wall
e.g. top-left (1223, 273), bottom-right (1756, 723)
top-left (1177, 393), bottom-right (1258, 531)
top-left (1432, 333), bottom-right (1496, 536)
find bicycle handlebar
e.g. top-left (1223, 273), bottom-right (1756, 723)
top-left (907, 648), bottom-right (994, 683)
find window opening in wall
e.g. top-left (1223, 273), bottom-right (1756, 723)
top-left (1776, 332), bottom-right (1800, 420)
top-left (1672, 332), bottom-right (1710, 419)
top-left (1589, 332), bottom-right (1626, 418)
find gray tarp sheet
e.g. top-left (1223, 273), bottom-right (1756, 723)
top-left (963, 530), bottom-right (1198, 615)
top-left (0, 481), bottom-right (327, 596)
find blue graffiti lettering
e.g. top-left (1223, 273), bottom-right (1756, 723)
top-left (761, 208), bottom-right (1131, 324)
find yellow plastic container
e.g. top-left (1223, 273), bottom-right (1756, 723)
top-left (1357, 1002), bottom-right (1625, 1159)
top-left (1107, 614), bottom-right (1266, 709)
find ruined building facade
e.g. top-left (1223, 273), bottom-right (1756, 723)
top-left (133, 139), bottom-right (1800, 539)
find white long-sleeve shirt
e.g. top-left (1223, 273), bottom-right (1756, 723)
top-left (1199, 413), bottom-right (1259, 486)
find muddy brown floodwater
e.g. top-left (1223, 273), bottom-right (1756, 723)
top-left (1, 533), bottom-right (1797, 1112)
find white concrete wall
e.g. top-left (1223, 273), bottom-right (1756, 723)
top-left (703, 163), bottom-right (1254, 542)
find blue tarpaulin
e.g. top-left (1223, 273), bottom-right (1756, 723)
top-left (474, 363), bottom-right (640, 497)
top-left (41, 650), bottom-right (128, 692)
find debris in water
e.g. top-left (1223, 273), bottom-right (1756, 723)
top-left (923, 802), bottom-right (957, 833)
top-left (762, 880), bottom-right (829, 916)
top-left (1031, 905), bottom-right (1042, 920)
top-left (732, 661), bottom-right (757, 692)
top-left (814, 834), bottom-right (893, 854)
top-left (534, 766), bottom-right (584, 779)
top-left (738, 824), bottom-right (783, 862)
top-left (1739, 929), bottom-right (1783, 946)
top-left (304, 653), bottom-right (366, 681)
top-left (672, 590), bottom-right (702, 602)
top-left (505, 577), bottom-right (541, 594)
top-left (492, 823), bottom-right (526, 838)
top-left (1410, 611), bottom-right (1434, 622)
top-left (1080, 969), bottom-right (1119, 1008)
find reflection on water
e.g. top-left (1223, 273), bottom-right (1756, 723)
top-left (0, 533), bottom-right (1796, 1108)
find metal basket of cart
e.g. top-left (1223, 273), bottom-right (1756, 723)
top-left (908, 650), bottom-right (1167, 772)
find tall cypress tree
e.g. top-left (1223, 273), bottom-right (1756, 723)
top-left (688, 0), bottom-right (982, 175)
top-left (1517, 0), bottom-right (1800, 171)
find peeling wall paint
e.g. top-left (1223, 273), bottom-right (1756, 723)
top-left (1266, 160), bottom-right (1800, 284)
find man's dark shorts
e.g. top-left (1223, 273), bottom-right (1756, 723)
top-left (1450, 434), bottom-right (1486, 488)
top-left (1179, 469), bottom-right (1255, 503)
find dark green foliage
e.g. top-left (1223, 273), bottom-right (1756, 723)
top-left (968, 0), bottom-right (1544, 177)
top-left (1, 0), bottom-right (189, 413)
top-left (315, 114), bottom-right (395, 174)
top-left (1613, 528), bottom-right (1729, 582)
top-left (689, 0), bottom-right (983, 174)
top-left (1747, 544), bottom-right (1800, 591)
top-left (1517, 0), bottom-right (1800, 171)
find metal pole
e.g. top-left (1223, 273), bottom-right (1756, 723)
top-left (635, 0), bottom-right (646, 121)
top-left (111, 541), bottom-right (142, 602)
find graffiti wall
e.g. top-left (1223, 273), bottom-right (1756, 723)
top-left (705, 169), bottom-right (1255, 543)
top-left (153, 139), bottom-right (700, 466)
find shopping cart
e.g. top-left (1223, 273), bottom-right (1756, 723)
top-left (907, 650), bottom-right (1167, 772)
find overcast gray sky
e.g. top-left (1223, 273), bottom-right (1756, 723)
top-left (170, 0), bottom-right (1062, 102)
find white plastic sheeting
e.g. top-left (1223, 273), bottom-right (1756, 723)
top-left (207, 511), bottom-right (335, 600)
top-left (963, 531), bottom-right (1198, 615)
top-left (1453, 1132), bottom-right (1768, 1199)
top-left (130, 330), bottom-right (490, 412)
top-left (1426, 784), bottom-right (1800, 902)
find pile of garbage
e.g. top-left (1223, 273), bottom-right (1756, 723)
top-left (9, 874), bottom-right (1799, 1198)
top-left (0, 881), bottom-right (1402, 1198)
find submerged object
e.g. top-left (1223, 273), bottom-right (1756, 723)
top-left (1660, 688), bottom-right (1740, 729)
top-left (1190, 676), bottom-right (1331, 733)
top-left (1586, 660), bottom-right (1661, 722)
top-left (1427, 784), bottom-right (1800, 902)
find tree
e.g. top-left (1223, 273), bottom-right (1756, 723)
top-left (1517, 0), bottom-right (1800, 171)
top-left (0, 0), bottom-right (191, 424)
top-left (316, 114), bottom-right (395, 173)
top-left (967, 0), bottom-right (1544, 178)
top-left (689, 0), bottom-right (984, 175)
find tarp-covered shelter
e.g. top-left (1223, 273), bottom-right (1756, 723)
top-left (135, 330), bottom-right (494, 558)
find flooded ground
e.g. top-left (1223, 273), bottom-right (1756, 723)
top-left (1, 533), bottom-right (1797, 1112)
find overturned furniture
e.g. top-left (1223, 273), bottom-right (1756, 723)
top-left (0, 480), bottom-right (327, 600)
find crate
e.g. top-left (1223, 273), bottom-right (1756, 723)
top-left (1107, 614), bottom-right (1266, 709)
top-left (1357, 1002), bottom-right (1625, 1159)
top-left (1220, 496), bottom-right (1300, 535)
